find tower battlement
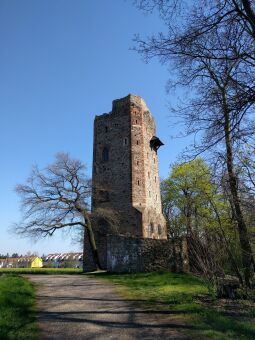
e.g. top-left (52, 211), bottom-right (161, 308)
top-left (112, 94), bottom-right (150, 113)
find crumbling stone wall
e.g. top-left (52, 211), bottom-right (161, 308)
top-left (106, 234), bottom-right (189, 273)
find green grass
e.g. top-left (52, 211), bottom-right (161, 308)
top-left (0, 267), bottom-right (82, 275)
top-left (0, 275), bottom-right (39, 339)
top-left (94, 272), bottom-right (255, 339)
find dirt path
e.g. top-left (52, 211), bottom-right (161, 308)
top-left (26, 275), bottom-right (190, 339)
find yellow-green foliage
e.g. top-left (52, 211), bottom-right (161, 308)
top-left (162, 158), bottom-right (236, 243)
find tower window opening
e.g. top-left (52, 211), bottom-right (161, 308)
top-left (158, 225), bottom-right (162, 234)
top-left (136, 120), bottom-right (138, 124)
top-left (123, 137), bottom-right (128, 146)
top-left (105, 126), bottom-right (108, 132)
top-left (102, 147), bottom-right (109, 162)
top-left (137, 140), bottom-right (139, 145)
top-left (137, 160), bottom-right (139, 166)
top-left (148, 172), bottom-right (150, 178)
top-left (137, 180), bottom-right (140, 186)
top-left (149, 223), bottom-right (154, 234)
top-left (98, 190), bottom-right (110, 203)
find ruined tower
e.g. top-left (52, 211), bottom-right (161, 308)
top-left (92, 94), bottom-right (167, 239)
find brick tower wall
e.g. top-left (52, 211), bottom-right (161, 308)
top-left (85, 94), bottom-right (168, 271)
top-left (92, 97), bottom-right (142, 236)
top-left (92, 94), bottom-right (166, 239)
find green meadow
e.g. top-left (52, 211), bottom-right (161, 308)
top-left (1, 270), bottom-right (254, 339)
top-left (95, 271), bottom-right (255, 339)
top-left (0, 267), bottom-right (82, 275)
top-left (0, 275), bottom-right (38, 340)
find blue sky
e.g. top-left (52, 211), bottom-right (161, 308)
top-left (0, 0), bottom-right (189, 255)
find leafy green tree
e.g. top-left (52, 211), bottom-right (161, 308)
top-left (162, 158), bottom-right (246, 287)
top-left (162, 158), bottom-right (215, 236)
top-left (11, 253), bottom-right (19, 258)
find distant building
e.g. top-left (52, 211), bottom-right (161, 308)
top-left (0, 256), bottom-right (43, 268)
top-left (43, 253), bottom-right (83, 268)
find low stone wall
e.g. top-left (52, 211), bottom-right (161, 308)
top-left (106, 234), bottom-right (189, 273)
top-left (83, 231), bottom-right (189, 273)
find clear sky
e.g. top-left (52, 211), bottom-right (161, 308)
top-left (0, 0), bottom-right (189, 256)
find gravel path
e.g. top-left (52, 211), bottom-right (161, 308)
top-left (26, 275), bottom-right (190, 340)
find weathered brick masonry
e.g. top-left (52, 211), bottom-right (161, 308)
top-left (92, 94), bottom-right (166, 238)
top-left (83, 94), bottom-right (188, 272)
top-left (107, 235), bottom-right (189, 273)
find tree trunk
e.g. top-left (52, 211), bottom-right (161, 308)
top-left (223, 100), bottom-right (253, 287)
top-left (240, 0), bottom-right (255, 39)
top-left (83, 211), bottom-right (102, 271)
top-left (183, 192), bottom-right (192, 236)
top-left (207, 194), bottom-right (244, 285)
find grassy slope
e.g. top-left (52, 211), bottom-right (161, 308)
top-left (0, 275), bottom-right (38, 340)
top-left (94, 272), bottom-right (255, 339)
top-left (0, 267), bottom-right (82, 275)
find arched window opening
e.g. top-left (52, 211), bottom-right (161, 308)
top-left (123, 137), bottom-right (128, 146)
top-left (149, 223), bottom-right (154, 234)
top-left (158, 225), bottom-right (162, 234)
top-left (98, 190), bottom-right (110, 203)
top-left (102, 147), bottom-right (109, 162)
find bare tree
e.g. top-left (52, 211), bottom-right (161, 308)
top-left (134, 0), bottom-right (255, 46)
top-left (13, 153), bottom-right (118, 271)
top-left (134, 0), bottom-right (255, 286)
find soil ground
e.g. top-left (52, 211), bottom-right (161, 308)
top-left (26, 274), bottom-right (190, 340)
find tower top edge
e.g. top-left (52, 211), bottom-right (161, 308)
top-left (112, 94), bottom-right (149, 111)
top-left (94, 94), bottom-right (152, 120)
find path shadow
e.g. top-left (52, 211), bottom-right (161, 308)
top-left (36, 295), bottom-right (169, 305)
top-left (38, 310), bottom-right (194, 330)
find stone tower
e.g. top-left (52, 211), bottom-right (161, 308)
top-left (92, 94), bottom-right (167, 240)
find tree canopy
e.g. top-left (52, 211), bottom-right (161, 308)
top-left (134, 0), bottom-right (255, 288)
top-left (13, 153), bottom-right (118, 270)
